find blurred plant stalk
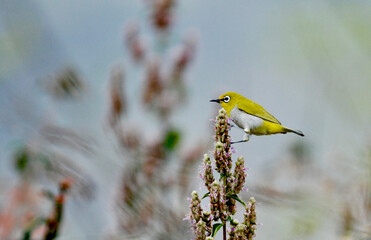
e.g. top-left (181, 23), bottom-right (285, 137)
top-left (17, 179), bottom-right (73, 240)
top-left (105, 0), bottom-right (206, 238)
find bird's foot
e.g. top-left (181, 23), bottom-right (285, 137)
top-left (228, 123), bottom-right (237, 128)
top-left (230, 139), bottom-right (248, 145)
top-left (231, 133), bottom-right (250, 144)
top-left (243, 132), bottom-right (250, 141)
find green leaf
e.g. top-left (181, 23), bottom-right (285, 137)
top-left (211, 223), bottom-right (223, 237)
top-left (163, 129), bottom-right (181, 151)
top-left (219, 173), bottom-right (225, 181)
top-left (202, 192), bottom-right (210, 199)
top-left (227, 215), bottom-right (233, 222)
top-left (14, 146), bottom-right (28, 173)
top-left (22, 231), bottom-right (31, 240)
top-left (228, 194), bottom-right (246, 207)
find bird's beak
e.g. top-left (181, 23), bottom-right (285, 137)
top-left (210, 98), bottom-right (221, 103)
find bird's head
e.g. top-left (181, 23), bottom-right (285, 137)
top-left (210, 92), bottom-right (240, 115)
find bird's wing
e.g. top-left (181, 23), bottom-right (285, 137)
top-left (237, 100), bottom-right (281, 125)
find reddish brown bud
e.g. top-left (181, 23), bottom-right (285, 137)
top-left (55, 194), bottom-right (65, 205)
top-left (59, 178), bottom-right (73, 192)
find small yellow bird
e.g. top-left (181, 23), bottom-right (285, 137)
top-left (210, 92), bottom-right (304, 143)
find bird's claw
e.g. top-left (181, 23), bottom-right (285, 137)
top-left (230, 140), bottom-right (248, 145)
top-left (228, 123), bottom-right (236, 128)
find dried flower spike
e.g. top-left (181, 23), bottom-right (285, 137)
top-left (214, 109), bottom-right (232, 174)
top-left (108, 65), bottom-right (126, 126)
top-left (152, 0), bottom-right (174, 30)
top-left (233, 156), bottom-right (246, 194)
top-left (189, 191), bottom-right (203, 233)
top-left (124, 23), bottom-right (145, 61)
top-left (244, 197), bottom-right (257, 240)
top-left (202, 154), bottom-right (215, 193)
top-left (143, 58), bottom-right (163, 105)
top-left (210, 180), bottom-right (227, 221)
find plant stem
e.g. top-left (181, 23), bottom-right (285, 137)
top-left (223, 222), bottom-right (226, 240)
top-left (223, 167), bottom-right (227, 240)
top-left (224, 163), bottom-right (229, 240)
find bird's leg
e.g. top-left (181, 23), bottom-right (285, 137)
top-left (243, 131), bottom-right (250, 141)
top-left (231, 140), bottom-right (247, 145)
top-left (231, 131), bottom-right (250, 145)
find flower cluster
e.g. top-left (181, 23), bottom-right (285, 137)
top-left (214, 109), bottom-right (233, 173)
top-left (233, 156), bottom-right (247, 195)
top-left (113, 1), bottom-right (202, 236)
top-left (210, 180), bottom-right (227, 221)
top-left (171, 35), bottom-right (197, 81)
top-left (190, 191), bottom-right (203, 226)
top-left (243, 198), bottom-right (257, 240)
top-left (108, 65), bottom-right (126, 127)
top-left (187, 109), bottom-right (257, 239)
top-left (202, 154), bottom-right (215, 192)
top-left (151, 0), bottom-right (174, 30)
top-left (143, 58), bottom-right (163, 106)
top-left (125, 22), bottom-right (145, 62)
top-left (188, 191), bottom-right (212, 239)
top-left (214, 110), bottom-right (248, 217)
top-left (123, 13), bottom-right (197, 119)
top-left (225, 156), bottom-right (247, 216)
top-left (226, 197), bottom-right (257, 240)
top-left (228, 218), bottom-right (240, 239)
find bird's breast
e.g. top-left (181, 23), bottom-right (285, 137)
top-left (230, 106), bottom-right (264, 131)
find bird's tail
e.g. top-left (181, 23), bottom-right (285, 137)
top-left (284, 127), bottom-right (304, 137)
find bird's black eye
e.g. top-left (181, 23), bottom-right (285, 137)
top-left (223, 96), bottom-right (230, 103)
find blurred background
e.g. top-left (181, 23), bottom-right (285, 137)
top-left (0, 0), bottom-right (370, 239)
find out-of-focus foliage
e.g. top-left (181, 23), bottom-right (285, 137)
top-left (163, 129), bottom-right (181, 151)
top-left (45, 67), bottom-right (86, 99)
top-left (0, 0), bottom-right (370, 240)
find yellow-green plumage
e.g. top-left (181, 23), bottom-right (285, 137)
top-left (252, 121), bottom-right (288, 135)
top-left (210, 92), bottom-right (303, 142)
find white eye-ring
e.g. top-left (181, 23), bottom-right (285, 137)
top-left (223, 96), bottom-right (230, 103)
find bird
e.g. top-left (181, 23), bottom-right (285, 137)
top-left (210, 92), bottom-right (304, 143)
